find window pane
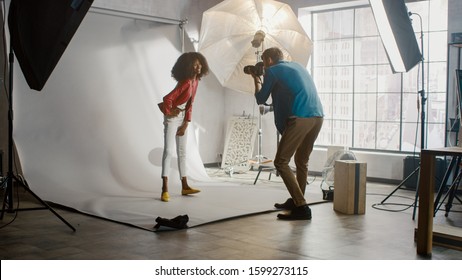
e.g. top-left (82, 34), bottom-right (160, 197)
top-left (313, 12), bottom-right (333, 40)
top-left (333, 93), bottom-right (353, 120)
top-left (332, 39), bottom-right (354, 65)
top-left (377, 93), bottom-right (401, 122)
top-left (354, 121), bottom-right (376, 149)
top-left (428, 32), bottom-right (448, 61)
top-left (354, 65), bottom-right (376, 92)
top-left (333, 120), bottom-right (352, 147)
top-left (314, 41), bottom-right (332, 67)
top-left (401, 122), bottom-right (421, 151)
top-left (333, 66), bottom-right (353, 92)
top-left (377, 122), bottom-right (400, 150)
top-left (429, 0), bottom-right (448, 31)
top-left (377, 39), bottom-right (390, 64)
top-left (377, 65), bottom-right (401, 92)
top-left (402, 93), bottom-right (420, 123)
top-left (314, 67), bottom-right (333, 91)
top-left (426, 123), bottom-right (445, 149)
top-left (354, 93), bottom-right (376, 121)
top-left (355, 37), bottom-right (379, 65)
top-left (317, 119), bottom-right (332, 146)
top-left (427, 91), bottom-right (447, 123)
top-left (333, 10), bottom-right (354, 38)
top-left (403, 66), bottom-right (419, 93)
top-left (318, 93), bottom-right (332, 119)
top-left (355, 7), bottom-right (377, 37)
top-left (428, 62), bottom-right (447, 92)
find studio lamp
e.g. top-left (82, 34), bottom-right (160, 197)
top-left (369, 0), bottom-right (421, 73)
top-left (251, 30), bottom-right (266, 48)
top-left (251, 30), bottom-right (268, 165)
top-left (370, 0), bottom-right (427, 220)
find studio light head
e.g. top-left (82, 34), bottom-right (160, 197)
top-left (368, 0), bottom-right (421, 73)
top-left (251, 30), bottom-right (265, 48)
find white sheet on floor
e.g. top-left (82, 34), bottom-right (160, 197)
top-left (10, 11), bottom-right (326, 231)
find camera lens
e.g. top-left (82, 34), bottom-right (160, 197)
top-left (243, 65), bottom-right (254, 75)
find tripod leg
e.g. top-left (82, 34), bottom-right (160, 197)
top-left (435, 158), bottom-right (461, 214)
top-left (435, 179), bottom-right (455, 214)
top-left (0, 175), bottom-right (10, 220)
top-left (6, 176), bottom-right (76, 232)
top-left (433, 156), bottom-right (457, 215)
top-left (253, 166), bottom-right (263, 185)
top-left (26, 190), bottom-right (76, 231)
top-left (412, 169), bottom-right (421, 220)
top-left (381, 165), bottom-right (419, 204)
top-left (455, 193), bottom-right (462, 204)
top-left (444, 171), bottom-right (461, 217)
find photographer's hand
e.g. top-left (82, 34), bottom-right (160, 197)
top-left (252, 74), bottom-right (262, 94)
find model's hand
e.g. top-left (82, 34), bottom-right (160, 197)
top-left (168, 107), bottom-right (181, 117)
top-left (176, 121), bottom-right (188, 136)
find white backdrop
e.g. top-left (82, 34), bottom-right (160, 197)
top-left (12, 11), bottom-right (212, 217)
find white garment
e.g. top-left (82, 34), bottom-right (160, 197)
top-left (161, 111), bottom-right (187, 178)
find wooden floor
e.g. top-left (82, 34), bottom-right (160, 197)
top-left (1, 169), bottom-right (461, 260)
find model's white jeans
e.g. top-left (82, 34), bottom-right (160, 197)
top-left (161, 111), bottom-right (187, 178)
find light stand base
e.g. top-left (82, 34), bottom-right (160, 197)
top-left (377, 163), bottom-right (420, 220)
top-left (0, 173), bottom-right (76, 232)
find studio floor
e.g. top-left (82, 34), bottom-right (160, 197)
top-left (0, 167), bottom-right (461, 260)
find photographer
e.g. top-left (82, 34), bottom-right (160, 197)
top-left (249, 47), bottom-right (324, 220)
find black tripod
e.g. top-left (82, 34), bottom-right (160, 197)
top-left (379, 13), bottom-right (426, 221)
top-left (0, 41), bottom-right (75, 231)
top-left (433, 156), bottom-right (462, 217)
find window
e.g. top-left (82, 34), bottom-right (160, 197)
top-left (299, 0), bottom-right (448, 152)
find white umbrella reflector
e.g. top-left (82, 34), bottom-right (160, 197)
top-left (198, 0), bottom-right (312, 94)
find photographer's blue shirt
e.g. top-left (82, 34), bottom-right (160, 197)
top-left (255, 60), bottom-right (324, 134)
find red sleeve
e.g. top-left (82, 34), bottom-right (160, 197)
top-left (183, 81), bottom-right (198, 122)
top-left (162, 81), bottom-right (191, 116)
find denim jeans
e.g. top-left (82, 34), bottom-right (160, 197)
top-left (161, 111), bottom-right (187, 178)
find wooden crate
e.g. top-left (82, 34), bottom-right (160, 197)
top-left (333, 160), bottom-right (367, 214)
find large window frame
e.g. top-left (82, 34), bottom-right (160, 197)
top-left (299, 0), bottom-right (448, 153)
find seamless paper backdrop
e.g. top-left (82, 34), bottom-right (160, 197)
top-left (12, 11), bottom-right (210, 221)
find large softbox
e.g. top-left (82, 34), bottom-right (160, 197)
top-left (369, 0), bottom-right (422, 73)
top-left (8, 0), bottom-right (94, 91)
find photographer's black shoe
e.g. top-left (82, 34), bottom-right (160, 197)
top-left (277, 205), bottom-right (312, 220)
top-left (274, 198), bottom-right (295, 210)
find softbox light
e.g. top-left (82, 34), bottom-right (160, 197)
top-left (369, 0), bottom-right (421, 73)
top-left (8, 0), bottom-right (94, 91)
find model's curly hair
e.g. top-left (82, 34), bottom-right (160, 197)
top-left (171, 52), bottom-right (209, 82)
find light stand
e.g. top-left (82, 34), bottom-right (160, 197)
top-left (255, 104), bottom-right (265, 165)
top-left (379, 12), bottom-right (425, 220)
top-left (252, 104), bottom-right (273, 164)
top-left (0, 14), bottom-right (75, 231)
top-left (248, 32), bottom-right (272, 167)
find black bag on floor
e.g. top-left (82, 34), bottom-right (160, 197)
top-left (154, 215), bottom-right (189, 230)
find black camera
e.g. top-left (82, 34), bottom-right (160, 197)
top-left (243, 61), bottom-right (264, 76)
